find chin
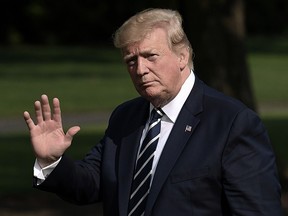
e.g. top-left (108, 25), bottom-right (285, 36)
top-left (141, 93), bottom-right (168, 107)
top-left (140, 89), bottom-right (158, 99)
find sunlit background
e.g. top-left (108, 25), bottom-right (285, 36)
top-left (0, 1), bottom-right (288, 215)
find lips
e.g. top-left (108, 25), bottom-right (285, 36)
top-left (140, 80), bottom-right (155, 88)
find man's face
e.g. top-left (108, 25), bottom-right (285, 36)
top-left (122, 28), bottom-right (189, 107)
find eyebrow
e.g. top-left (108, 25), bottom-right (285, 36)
top-left (123, 49), bottom-right (156, 61)
top-left (123, 54), bottom-right (136, 62)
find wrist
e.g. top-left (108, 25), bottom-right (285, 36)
top-left (37, 157), bottom-right (61, 168)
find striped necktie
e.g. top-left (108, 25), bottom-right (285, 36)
top-left (128, 108), bottom-right (164, 216)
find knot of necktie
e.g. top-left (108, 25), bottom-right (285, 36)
top-left (150, 108), bottom-right (164, 123)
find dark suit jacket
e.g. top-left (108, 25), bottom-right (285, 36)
top-left (36, 77), bottom-right (282, 215)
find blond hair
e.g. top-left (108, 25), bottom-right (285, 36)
top-left (113, 8), bottom-right (193, 69)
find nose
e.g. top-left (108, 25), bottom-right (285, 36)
top-left (136, 58), bottom-right (148, 76)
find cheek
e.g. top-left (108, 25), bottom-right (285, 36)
top-left (160, 66), bottom-right (181, 85)
top-left (127, 68), bottom-right (136, 80)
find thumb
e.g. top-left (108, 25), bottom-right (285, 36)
top-left (65, 126), bottom-right (81, 142)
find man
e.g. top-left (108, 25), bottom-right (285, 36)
top-left (24, 8), bottom-right (282, 215)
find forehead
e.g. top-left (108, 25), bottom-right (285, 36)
top-left (123, 28), bottom-right (170, 56)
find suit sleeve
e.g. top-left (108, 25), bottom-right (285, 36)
top-left (34, 140), bottom-right (104, 205)
top-left (222, 108), bottom-right (282, 215)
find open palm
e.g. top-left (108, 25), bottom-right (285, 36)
top-left (24, 95), bottom-right (80, 167)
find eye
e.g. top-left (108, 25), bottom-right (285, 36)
top-left (126, 60), bottom-right (136, 66)
top-left (125, 57), bottom-right (137, 66)
top-left (146, 54), bottom-right (158, 61)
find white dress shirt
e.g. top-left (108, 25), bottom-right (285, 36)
top-left (34, 71), bottom-right (195, 184)
top-left (144, 71), bottom-right (195, 180)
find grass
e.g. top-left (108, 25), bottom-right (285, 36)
top-left (0, 39), bottom-right (287, 117)
top-left (0, 46), bottom-right (137, 117)
top-left (0, 131), bottom-right (103, 194)
top-left (0, 36), bottom-right (288, 195)
top-left (247, 36), bottom-right (288, 117)
top-left (249, 54), bottom-right (288, 102)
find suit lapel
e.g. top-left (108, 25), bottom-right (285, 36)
top-left (145, 77), bottom-right (204, 215)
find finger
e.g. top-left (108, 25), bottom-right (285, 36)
top-left (23, 111), bottom-right (36, 130)
top-left (34, 100), bottom-right (43, 123)
top-left (52, 97), bottom-right (62, 123)
top-left (41, 94), bottom-right (52, 121)
top-left (65, 126), bottom-right (81, 142)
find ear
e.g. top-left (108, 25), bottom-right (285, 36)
top-left (178, 47), bottom-right (189, 70)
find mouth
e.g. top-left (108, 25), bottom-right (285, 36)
top-left (140, 81), bottom-right (156, 88)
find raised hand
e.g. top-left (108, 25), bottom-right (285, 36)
top-left (24, 95), bottom-right (80, 168)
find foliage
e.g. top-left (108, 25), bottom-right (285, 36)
top-left (1, 0), bottom-right (288, 45)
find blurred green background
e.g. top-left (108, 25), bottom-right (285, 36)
top-left (0, 0), bottom-right (288, 215)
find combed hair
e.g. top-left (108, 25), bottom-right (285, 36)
top-left (113, 8), bottom-right (193, 69)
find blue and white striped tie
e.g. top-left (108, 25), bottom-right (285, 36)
top-left (128, 108), bottom-right (163, 216)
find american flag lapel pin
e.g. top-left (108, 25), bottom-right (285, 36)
top-left (185, 125), bottom-right (192, 132)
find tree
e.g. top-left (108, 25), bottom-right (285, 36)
top-left (179, 0), bottom-right (256, 110)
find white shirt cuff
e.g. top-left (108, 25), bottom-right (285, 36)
top-left (33, 157), bottom-right (62, 184)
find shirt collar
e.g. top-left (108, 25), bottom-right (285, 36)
top-left (150, 71), bottom-right (195, 123)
